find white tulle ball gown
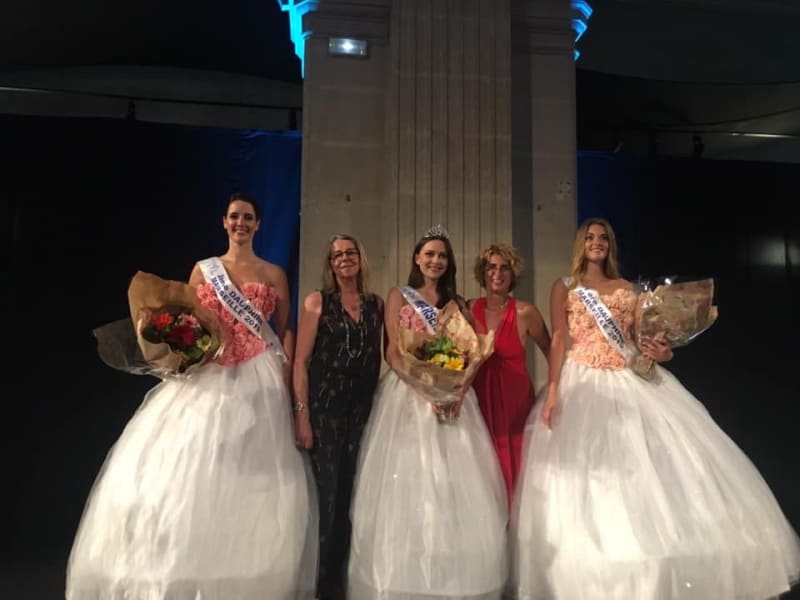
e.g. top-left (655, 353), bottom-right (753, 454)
top-left (510, 287), bottom-right (800, 600)
top-left (66, 282), bottom-right (318, 600)
top-left (347, 305), bottom-right (509, 600)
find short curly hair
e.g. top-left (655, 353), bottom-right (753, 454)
top-left (473, 243), bottom-right (524, 291)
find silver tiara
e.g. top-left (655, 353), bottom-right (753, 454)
top-left (423, 224), bottom-right (449, 239)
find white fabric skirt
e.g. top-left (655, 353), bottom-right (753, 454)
top-left (510, 358), bottom-right (800, 600)
top-left (66, 351), bottom-right (318, 599)
top-left (347, 370), bottom-right (509, 600)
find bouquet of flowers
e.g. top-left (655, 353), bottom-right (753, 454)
top-left (94, 271), bottom-right (223, 379)
top-left (139, 309), bottom-right (215, 372)
top-left (397, 301), bottom-right (494, 423)
top-left (630, 277), bottom-right (719, 380)
top-left (414, 335), bottom-right (470, 371)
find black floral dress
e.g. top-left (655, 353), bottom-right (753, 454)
top-left (307, 291), bottom-right (382, 599)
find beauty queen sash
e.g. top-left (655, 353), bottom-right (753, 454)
top-left (399, 286), bottom-right (437, 334)
top-left (565, 277), bottom-right (637, 363)
top-left (198, 257), bottom-right (288, 362)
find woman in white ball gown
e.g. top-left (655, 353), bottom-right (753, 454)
top-left (66, 192), bottom-right (318, 599)
top-left (510, 217), bottom-right (800, 599)
top-left (347, 227), bottom-right (508, 600)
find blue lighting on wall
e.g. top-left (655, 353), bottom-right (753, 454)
top-left (571, 0), bottom-right (593, 61)
top-left (277, 0), bottom-right (319, 77)
top-left (279, 1), bottom-right (592, 69)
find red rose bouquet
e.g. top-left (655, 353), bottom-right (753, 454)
top-left (129, 271), bottom-right (223, 377)
top-left (94, 271), bottom-right (223, 379)
top-left (139, 309), bottom-right (215, 373)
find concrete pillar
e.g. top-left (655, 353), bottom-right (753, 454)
top-left (388, 0), bottom-right (513, 301)
top-left (511, 0), bottom-right (578, 388)
top-left (296, 0), bottom-right (579, 390)
top-left (297, 0), bottom-right (513, 304)
top-left (295, 0), bottom-right (393, 301)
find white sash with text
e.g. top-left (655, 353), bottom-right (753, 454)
top-left (198, 257), bottom-right (288, 363)
top-left (399, 286), bottom-right (437, 334)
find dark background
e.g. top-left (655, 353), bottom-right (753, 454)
top-left (578, 151), bottom-right (799, 530)
top-left (3, 114), bottom-right (798, 600)
top-left (3, 114), bottom-right (303, 598)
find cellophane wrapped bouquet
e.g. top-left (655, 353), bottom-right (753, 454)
top-left (396, 301), bottom-right (494, 423)
top-left (94, 271), bottom-right (224, 379)
top-left (631, 277), bottom-right (719, 380)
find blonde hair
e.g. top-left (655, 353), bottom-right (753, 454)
top-left (568, 218), bottom-right (621, 286)
top-left (321, 234), bottom-right (372, 295)
top-left (473, 243), bottom-right (524, 291)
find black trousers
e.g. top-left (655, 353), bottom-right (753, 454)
top-left (308, 400), bottom-right (371, 600)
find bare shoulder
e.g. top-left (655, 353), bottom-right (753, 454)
top-left (514, 298), bottom-right (535, 313)
top-left (302, 290), bottom-right (323, 314)
top-left (259, 259), bottom-right (287, 284)
top-left (615, 278), bottom-right (634, 292)
top-left (188, 262), bottom-right (205, 287)
top-left (515, 298), bottom-right (544, 320)
top-left (385, 287), bottom-right (409, 312)
top-left (386, 287), bottom-right (404, 302)
top-left (551, 277), bottom-right (569, 294)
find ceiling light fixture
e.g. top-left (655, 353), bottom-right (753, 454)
top-left (328, 37), bottom-right (369, 58)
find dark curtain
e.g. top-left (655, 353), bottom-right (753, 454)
top-left (3, 115), bottom-right (301, 573)
top-left (578, 150), bottom-right (799, 534)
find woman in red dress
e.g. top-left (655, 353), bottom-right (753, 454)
top-left (470, 243), bottom-right (551, 501)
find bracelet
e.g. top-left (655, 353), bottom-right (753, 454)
top-left (292, 402), bottom-right (308, 413)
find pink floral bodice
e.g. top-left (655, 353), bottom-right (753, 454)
top-left (566, 288), bottom-right (637, 370)
top-left (398, 303), bottom-right (437, 332)
top-left (196, 282), bottom-right (277, 366)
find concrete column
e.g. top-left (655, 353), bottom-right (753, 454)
top-left (297, 0), bottom-right (513, 305)
top-left (511, 0), bottom-right (578, 388)
top-left (295, 0), bottom-right (392, 302)
top-left (297, 0), bottom-right (579, 391)
top-left (388, 0), bottom-right (513, 300)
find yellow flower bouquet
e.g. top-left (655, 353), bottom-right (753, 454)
top-left (397, 301), bottom-right (494, 423)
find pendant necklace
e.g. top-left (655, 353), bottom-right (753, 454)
top-left (340, 293), bottom-right (366, 359)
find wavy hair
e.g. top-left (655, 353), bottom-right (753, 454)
top-left (473, 243), bottom-right (524, 291)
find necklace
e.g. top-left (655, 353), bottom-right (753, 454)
top-left (486, 296), bottom-right (509, 311)
top-left (339, 292), bottom-right (366, 359)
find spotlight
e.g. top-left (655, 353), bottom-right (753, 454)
top-left (328, 37), bottom-right (368, 57)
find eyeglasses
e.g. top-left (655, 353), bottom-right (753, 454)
top-left (485, 263), bottom-right (511, 273)
top-left (330, 248), bottom-right (360, 262)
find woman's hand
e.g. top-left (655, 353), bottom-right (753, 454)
top-left (431, 388), bottom-right (465, 422)
top-left (541, 390), bottom-right (558, 429)
top-left (640, 335), bottom-right (673, 363)
top-left (294, 411), bottom-right (313, 450)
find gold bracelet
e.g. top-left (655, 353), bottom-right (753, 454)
top-left (292, 402), bottom-right (308, 413)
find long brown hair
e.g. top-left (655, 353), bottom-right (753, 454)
top-left (407, 234), bottom-right (458, 308)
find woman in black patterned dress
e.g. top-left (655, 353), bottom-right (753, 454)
top-left (293, 234), bottom-right (383, 600)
